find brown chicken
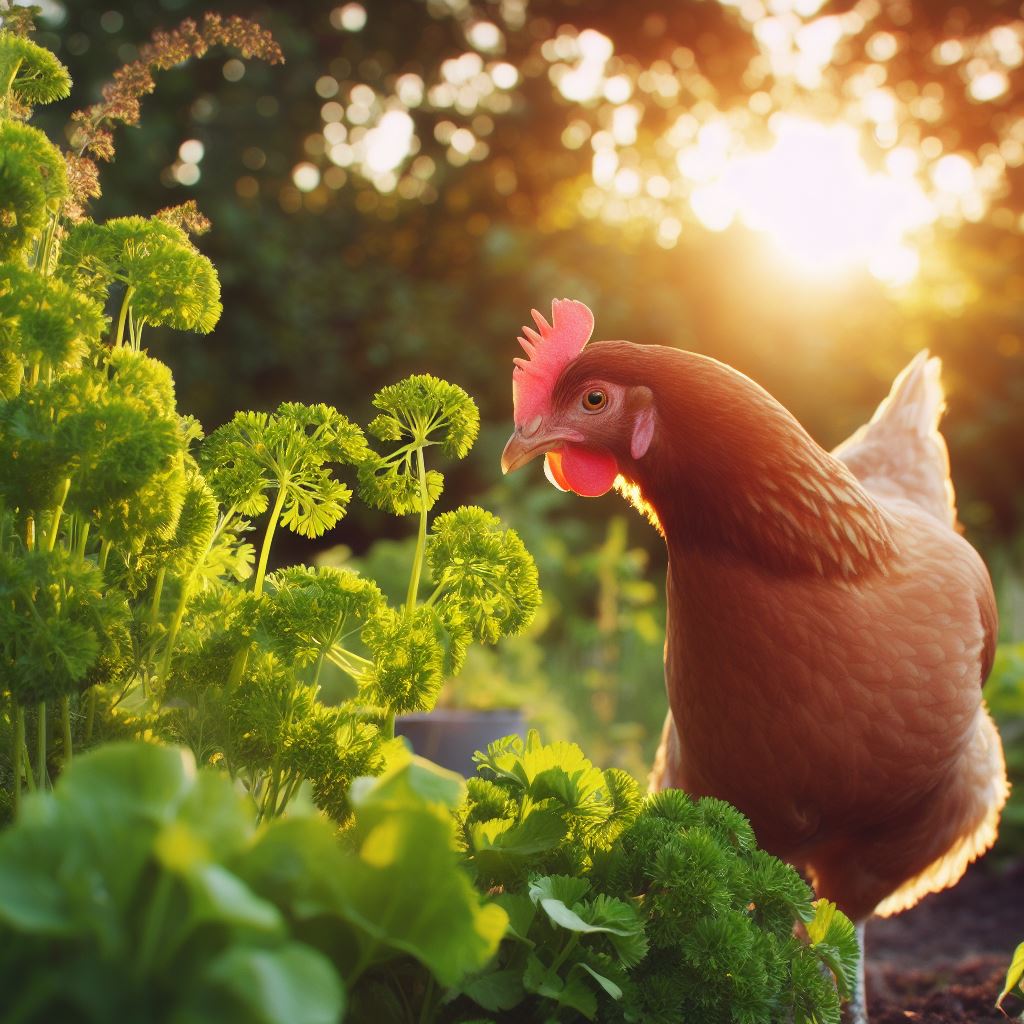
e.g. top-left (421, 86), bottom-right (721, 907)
top-left (501, 299), bottom-right (1008, 1019)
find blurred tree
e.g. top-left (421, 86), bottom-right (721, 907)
top-left (27, 0), bottom-right (1024, 550)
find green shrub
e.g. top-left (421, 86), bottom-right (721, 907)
top-left (451, 732), bottom-right (858, 1023)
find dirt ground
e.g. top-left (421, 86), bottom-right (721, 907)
top-left (865, 856), bottom-right (1023, 1023)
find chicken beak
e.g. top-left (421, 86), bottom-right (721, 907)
top-left (500, 421), bottom-right (583, 475)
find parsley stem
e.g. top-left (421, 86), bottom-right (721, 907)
top-left (75, 521), bottom-right (90, 559)
top-left (45, 477), bottom-right (70, 553)
top-left (149, 566), bottom-right (166, 631)
top-left (254, 481), bottom-right (288, 597)
top-left (114, 285), bottom-right (135, 348)
top-left (325, 645), bottom-right (372, 676)
top-left (21, 721), bottom-right (35, 793)
top-left (60, 695), bottom-right (72, 765)
top-left (155, 576), bottom-right (192, 694)
top-left (0, 57), bottom-right (21, 119)
top-left (35, 702), bottom-right (46, 790)
top-left (39, 211), bottom-right (59, 277)
top-left (405, 446), bottom-right (429, 614)
top-left (11, 703), bottom-right (22, 817)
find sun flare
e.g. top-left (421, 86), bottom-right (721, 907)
top-left (686, 117), bottom-right (936, 286)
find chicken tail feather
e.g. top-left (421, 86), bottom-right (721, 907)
top-left (832, 351), bottom-right (957, 528)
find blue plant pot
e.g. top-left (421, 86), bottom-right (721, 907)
top-left (395, 708), bottom-right (526, 776)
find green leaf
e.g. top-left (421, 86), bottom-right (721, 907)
top-left (471, 807), bottom-right (569, 859)
top-left (57, 741), bottom-right (196, 823)
top-left (574, 960), bottom-right (623, 1000)
top-left (348, 753), bottom-right (466, 813)
top-left (61, 216), bottom-right (221, 333)
top-left (0, 809), bottom-right (80, 935)
top-left (459, 968), bottom-right (526, 1012)
top-left (586, 894), bottom-right (648, 966)
top-left (202, 402), bottom-right (367, 536)
top-left (184, 862), bottom-right (285, 934)
top-left (360, 604), bottom-right (445, 714)
top-left (369, 374), bottom-right (479, 459)
top-left (523, 954), bottom-right (598, 1019)
top-left (198, 943), bottom-right (346, 1024)
top-left (997, 940), bottom-right (1024, 1013)
top-left (426, 506), bottom-right (541, 644)
top-left (491, 892), bottom-right (536, 943)
top-left (261, 564), bottom-right (382, 667)
top-left (525, 878), bottom-right (647, 971)
top-left (0, 121), bottom-right (68, 203)
top-left (335, 760), bottom-right (508, 985)
top-left (357, 374), bottom-right (479, 516)
top-left (0, 31), bottom-right (71, 106)
top-left (807, 899), bottom-right (860, 999)
top-left (529, 874), bottom-right (592, 914)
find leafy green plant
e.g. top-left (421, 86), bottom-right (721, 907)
top-left (0, 6), bottom-right (283, 820)
top-left (165, 377), bottom-right (540, 821)
top-left (450, 732), bottom-right (858, 1023)
top-left (0, 12), bottom-right (540, 827)
top-left (0, 740), bottom-right (506, 1023)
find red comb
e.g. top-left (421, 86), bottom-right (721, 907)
top-left (512, 299), bottom-right (595, 428)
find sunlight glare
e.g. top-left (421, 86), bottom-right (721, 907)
top-left (364, 110), bottom-right (414, 174)
top-left (688, 117), bottom-right (936, 283)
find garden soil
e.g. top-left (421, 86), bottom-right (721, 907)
top-left (865, 857), bottom-right (1023, 1023)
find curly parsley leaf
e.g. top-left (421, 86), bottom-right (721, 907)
top-left (202, 402), bottom-right (368, 538)
top-left (426, 505), bottom-right (541, 645)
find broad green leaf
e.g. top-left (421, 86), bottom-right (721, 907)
top-left (523, 954), bottom-right (598, 1020)
top-left (198, 943), bottom-right (345, 1024)
top-left (0, 814), bottom-right (80, 934)
top-left (528, 875), bottom-right (591, 911)
top-left (349, 753), bottom-right (465, 814)
top-left (335, 799), bottom-right (508, 985)
top-left (574, 961), bottom-right (623, 1000)
top-left (235, 816), bottom-right (351, 922)
top-left (57, 741), bottom-right (195, 824)
top-left (491, 892), bottom-right (536, 943)
top-left (460, 968), bottom-right (526, 1011)
top-left (184, 863), bottom-right (284, 934)
top-left (259, 762), bottom-right (507, 986)
top-left (471, 808), bottom-right (568, 858)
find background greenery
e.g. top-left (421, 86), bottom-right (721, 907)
top-left (29, 0), bottom-right (1024, 781)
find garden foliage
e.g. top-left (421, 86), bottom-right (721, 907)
top-left (0, 741), bottom-right (504, 1023)
top-left (0, 12), bottom-right (857, 1023)
top-left (453, 732), bottom-right (858, 1024)
top-left (0, 14), bottom-right (540, 826)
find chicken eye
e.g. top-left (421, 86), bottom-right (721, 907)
top-left (582, 389), bottom-right (607, 412)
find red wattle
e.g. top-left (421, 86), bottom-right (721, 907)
top-left (545, 445), bottom-right (618, 497)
